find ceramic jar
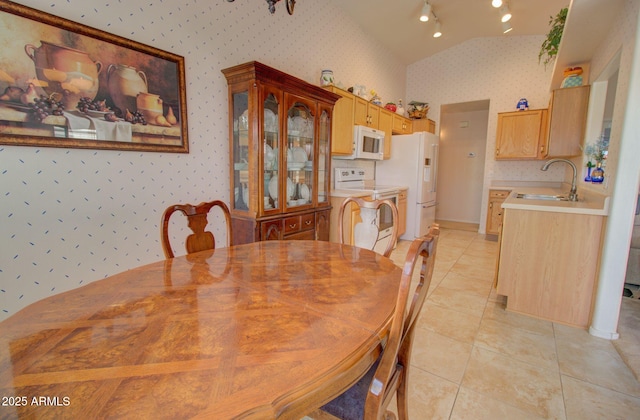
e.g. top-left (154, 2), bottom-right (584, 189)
top-left (320, 70), bottom-right (334, 86)
top-left (107, 64), bottom-right (148, 114)
top-left (24, 41), bottom-right (102, 108)
top-left (136, 92), bottom-right (163, 124)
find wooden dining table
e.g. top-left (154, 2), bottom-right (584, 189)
top-left (0, 240), bottom-right (402, 419)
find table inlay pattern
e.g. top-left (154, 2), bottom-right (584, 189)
top-left (0, 241), bottom-right (401, 419)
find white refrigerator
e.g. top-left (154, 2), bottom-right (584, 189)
top-left (375, 132), bottom-right (439, 240)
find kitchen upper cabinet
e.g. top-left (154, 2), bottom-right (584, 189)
top-left (354, 95), bottom-right (380, 127)
top-left (495, 109), bottom-right (548, 159)
top-left (495, 85), bottom-right (590, 160)
top-left (222, 61), bottom-right (339, 245)
top-left (379, 108), bottom-right (393, 158)
top-left (393, 113), bottom-right (413, 134)
top-left (546, 85), bottom-right (590, 157)
top-left (325, 86), bottom-right (355, 156)
top-left (411, 118), bottom-right (435, 134)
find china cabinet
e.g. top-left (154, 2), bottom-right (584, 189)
top-left (222, 61), bottom-right (340, 244)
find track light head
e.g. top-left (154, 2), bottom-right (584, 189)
top-left (500, 5), bottom-right (512, 22)
top-left (420, 2), bottom-right (431, 22)
top-left (433, 21), bottom-right (442, 38)
top-left (502, 21), bottom-right (513, 33)
top-left (492, 0), bottom-right (503, 8)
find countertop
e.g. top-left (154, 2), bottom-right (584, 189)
top-left (501, 186), bottom-right (610, 216)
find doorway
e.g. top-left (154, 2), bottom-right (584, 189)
top-left (436, 100), bottom-right (490, 230)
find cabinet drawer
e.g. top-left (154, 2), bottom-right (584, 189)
top-left (285, 229), bottom-right (315, 240)
top-left (284, 213), bottom-right (315, 234)
top-left (489, 190), bottom-right (510, 199)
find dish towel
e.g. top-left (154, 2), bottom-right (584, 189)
top-left (64, 111), bottom-right (132, 142)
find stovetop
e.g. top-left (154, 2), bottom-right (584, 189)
top-left (333, 168), bottom-right (401, 197)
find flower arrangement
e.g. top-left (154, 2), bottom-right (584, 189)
top-left (584, 136), bottom-right (609, 164)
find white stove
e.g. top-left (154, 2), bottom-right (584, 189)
top-left (333, 168), bottom-right (401, 199)
top-left (333, 167), bottom-right (402, 254)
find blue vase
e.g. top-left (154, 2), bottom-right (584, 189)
top-left (591, 163), bottom-right (604, 183)
top-left (584, 166), bottom-right (592, 182)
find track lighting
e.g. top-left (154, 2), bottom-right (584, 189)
top-left (433, 20), bottom-right (442, 38)
top-left (492, 0), bottom-right (503, 8)
top-left (499, 4), bottom-right (512, 22)
top-left (502, 21), bottom-right (513, 33)
top-left (420, 1), bottom-right (432, 22)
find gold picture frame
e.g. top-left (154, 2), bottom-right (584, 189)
top-left (0, 0), bottom-right (188, 153)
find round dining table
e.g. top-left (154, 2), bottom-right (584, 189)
top-left (0, 240), bottom-right (402, 419)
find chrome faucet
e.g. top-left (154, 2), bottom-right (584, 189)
top-left (541, 158), bottom-right (578, 201)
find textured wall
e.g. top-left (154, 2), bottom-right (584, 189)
top-left (407, 35), bottom-right (561, 231)
top-left (0, 0), bottom-right (406, 319)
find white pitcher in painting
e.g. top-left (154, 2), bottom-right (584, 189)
top-left (107, 64), bottom-right (148, 114)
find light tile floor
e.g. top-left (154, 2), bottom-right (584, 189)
top-left (306, 228), bottom-right (640, 419)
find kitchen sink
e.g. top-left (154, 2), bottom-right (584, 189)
top-left (515, 193), bottom-right (569, 201)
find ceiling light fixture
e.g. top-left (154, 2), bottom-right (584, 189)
top-left (433, 20), bottom-right (442, 38)
top-left (492, 0), bottom-right (503, 8)
top-left (502, 21), bottom-right (513, 33)
top-left (500, 4), bottom-right (512, 22)
top-left (419, 1), bottom-right (432, 22)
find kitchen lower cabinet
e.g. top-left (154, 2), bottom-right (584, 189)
top-left (485, 189), bottom-right (511, 236)
top-left (398, 189), bottom-right (407, 237)
top-left (496, 208), bottom-right (604, 328)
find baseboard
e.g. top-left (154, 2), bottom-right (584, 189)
top-left (436, 219), bottom-right (479, 232)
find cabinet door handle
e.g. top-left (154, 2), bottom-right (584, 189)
top-left (305, 220), bottom-right (312, 225)
top-left (496, 149), bottom-right (500, 156)
top-left (289, 223), bottom-right (297, 229)
top-left (489, 202), bottom-right (493, 209)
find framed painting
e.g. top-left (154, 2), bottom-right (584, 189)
top-left (0, 0), bottom-right (188, 153)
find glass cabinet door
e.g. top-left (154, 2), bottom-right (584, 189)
top-left (231, 89), bottom-right (249, 212)
top-left (318, 106), bottom-right (331, 206)
top-left (263, 90), bottom-right (280, 213)
top-left (284, 95), bottom-right (315, 210)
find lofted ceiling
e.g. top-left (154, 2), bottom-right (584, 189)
top-left (330, 0), bottom-right (572, 65)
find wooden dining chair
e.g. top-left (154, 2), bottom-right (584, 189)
top-left (161, 200), bottom-right (232, 258)
top-left (320, 224), bottom-right (440, 420)
top-left (337, 196), bottom-right (399, 258)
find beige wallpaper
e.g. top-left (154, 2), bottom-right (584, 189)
top-left (0, 0), bottom-right (406, 319)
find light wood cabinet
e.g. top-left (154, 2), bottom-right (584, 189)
top-left (546, 85), bottom-right (590, 157)
top-left (379, 108), bottom-right (394, 158)
top-left (222, 61), bottom-right (339, 244)
top-left (496, 208), bottom-right (604, 328)
top-left (495, 109), bottom-right (548, 159)
top-left (393, 113), bottom-right (413, 134)
top-left (325, 86), bottom-right (355, 155)
top-left (485, 189), bottom-right (511, 236)
top-left (495, 85), bottom-right (590, 160)
top-left (325, 86), bottom-right (415, 157)
top-left (411, 118), bottom-right (436, 134)
top-left (398, 189), bottom-right (408, 236)
top-left (354, 95), bottom-right (379, 127)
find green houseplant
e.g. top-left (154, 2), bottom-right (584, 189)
top-left (539, 7), bottom-right (568, 67)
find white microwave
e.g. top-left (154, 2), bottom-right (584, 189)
top-left (334, 125), bottom-right (385, 160)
